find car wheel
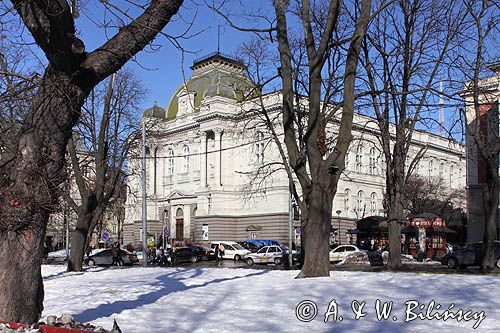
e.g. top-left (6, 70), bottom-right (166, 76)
top-left (274, 257), bottom-right (282, 265)
top-left (446, 257), bottom-right (458, 269)
top-left (495, 258), bottom-right (500, 269)
top-left (234, 254), bottom-right (241, 261)
top-left (190, 256), bottom-right (198, 263)
top-left (88, 259), bottom-right (95, 266)
top-left (246, 258), bottom-right (254, 266)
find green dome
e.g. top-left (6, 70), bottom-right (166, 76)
top-left (143, 103), bottom-right (165, 119)
top-left (166, 53), bottom-right (256, 120)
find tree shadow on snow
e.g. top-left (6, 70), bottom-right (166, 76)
top-left (74, 268), bottom-right (269, 323)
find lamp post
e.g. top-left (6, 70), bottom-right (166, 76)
top-left (336, 210), bottom-right (342, 245)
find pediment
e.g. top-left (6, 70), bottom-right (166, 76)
top-left (246, 224), bottom-right (262, 232)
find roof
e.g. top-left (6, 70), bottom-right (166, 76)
top-left (143, 103), bottom-right (165, 119)
top-left (166, 52), bottom-right (256, 120)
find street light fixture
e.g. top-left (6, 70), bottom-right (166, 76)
top-left (336, 210), bottom-right (342, 245)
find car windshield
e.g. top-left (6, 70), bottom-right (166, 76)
top-left (233, 243), bottom-right (245, 250)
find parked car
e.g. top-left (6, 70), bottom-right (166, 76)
top-left (441, 241), bottom-right (500, 269)
top-left (190, 245), bottom-right (216, 261)
top-left (329, 245), bottom-right (366, 262)
top-left (240, 241), bottom-right (261, 253)
top-left (245, 245), bottom-right (285, 266)
top-left (210, 241), bottom-right (251, 261)
top-left (85, 248), bottom-right (138, 266)
top-left (171, 247), bottom-right (201, 265)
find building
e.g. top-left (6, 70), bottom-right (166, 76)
top-left (463, 62), bottom-right (500, 243)
top-left (123, 52), bottom-right (466, 248)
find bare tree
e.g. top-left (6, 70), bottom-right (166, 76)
top-left (212, 0), bottom-right (374, 278)
top-left (0, 0), bottom-right (183, 324)
top-left (360, 0), bottom-right (462, 268)
top-left (458, 0), bottom-right (500, 270)
top-left (64, 70), bottom-right (146, 272)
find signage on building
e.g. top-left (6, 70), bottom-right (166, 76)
top-left (202, 225), bottom-right (209, 240)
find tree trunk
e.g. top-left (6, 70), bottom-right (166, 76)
top-left (68, 203), bottom-right (103, 272)
top-left (68, 215), bottom-right (90, 272)
top-left (297, 183), bottom-right (334, 278)
top-left (480, 160), bottom-right (499, 271)
top-left (0, 68), bottom-right (85, 323)
top-left (387, 168), bottom-right (404, 269)
top-left (0, 222), bottom-right (46, 323)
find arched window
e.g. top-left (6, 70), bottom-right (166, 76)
top-left (166, 148), bottom-right (174, 176)
top-left (357, 190), bottom-right (364, 213)
top-left (182, 145), bottom-right (190, 173)
top-left (355, 145), bottom-right (363, 173)
top-left (369, 148), bottom-right (377, 175)
top-left (344, 189), bottom-right (351, 212)
top-left (370, 192), bottom-right (377, 215)
top-left (255, 131), bottom-right (265, 163)
top-left (345, 150), bottom-right (350, 170)
top-left (449, 165), bottom-right (454, 187)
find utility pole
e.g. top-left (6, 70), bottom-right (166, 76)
top-left (141, 120), bottom-right (148, 267)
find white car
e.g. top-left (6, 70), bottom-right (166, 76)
top-left (245, 245), bottom-right (285, 266)
top-left (329, 245), bottom-right (365, 262)
top-left (210, 241), bottom-right (250, 261)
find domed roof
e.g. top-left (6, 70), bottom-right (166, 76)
top-left (143, 102), bottom-right (165, 119)
top-left (166, 53), bottom-right (256, 120)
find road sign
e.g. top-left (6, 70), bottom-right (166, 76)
top-left (102, 232), bottom-right (109, 240)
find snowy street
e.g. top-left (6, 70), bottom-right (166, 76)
top-left (41, 265), bottom-right (499, 332)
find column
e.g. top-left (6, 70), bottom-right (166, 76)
top-left (200, 131), bottom-right (207, 188)
top-left (214, 129), bottom-right (222, 188)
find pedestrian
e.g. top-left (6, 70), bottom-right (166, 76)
top-left (214, 244), bottom-right (220, 262)
top-left (158, 247), bottom-right (166, 266)
top-left (111, 244), bottom-right (119, 266)
top-left (219, 243), bottom-right (225, 260)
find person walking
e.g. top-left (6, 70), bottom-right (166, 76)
top-left (219, 243), bottom-right (225, 260)
top-left (214, 244), bottom-right (220, 263)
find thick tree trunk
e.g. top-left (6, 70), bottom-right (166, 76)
top-left (0, 222), bottom-right (46, 324)
top-left (0, 69), bottom-right (85, 323)
top-left (68, 205), bottom-right (102, 272)
top-left (297, 184), bottom-right (334, 278)
top-left (480, 161), bottom-right (499, 271)
top-left (68, 216), bottom-right (90, 272)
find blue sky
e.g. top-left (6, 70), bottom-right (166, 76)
top-left (75, 1), bottom-right (259, 112)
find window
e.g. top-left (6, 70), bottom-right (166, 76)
top-left (344, 189), bottom-right (351, 211)
top-left (357, 191), bottom-right (364, 213)
top-left (449, 165), bottom-right (454, 187)
top-left (345, 151), bottom-right (350, 170)
top-left (428, 160), bottom-right (433, 179)
top-left (182, 145), bottom-right (190, 173)
top-left (369, 148), bottom-right (377, 175)
top-left (166, 148), bottom-right (174, 176)
top-left (355, 146), bottom-right (363, 173)
top-left (370, 192), bottom-right (377, 215)
top-left (255, 131), bottom-right (265, 163)
top-left (439, 163), bottom-right (444, 180)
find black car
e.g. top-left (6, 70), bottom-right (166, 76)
top-left (171, 247), bottom-right (201, 265)
top-left (441, 241), bottom-right (500, 269)
top-left (190, 245), bottom-right (216, 261)
top-left (85, 249), bottom-right (139, 266)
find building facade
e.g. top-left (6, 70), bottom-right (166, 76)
top-left (464, 62), bottom-right (500, 243)
top-left (123, 53), bottom-right (466, 248)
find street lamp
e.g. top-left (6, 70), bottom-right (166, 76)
top-left (336, 210), bottom-right (342, 245)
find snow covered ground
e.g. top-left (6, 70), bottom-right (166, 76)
top-left (41, 265), bottom-right (499, 332)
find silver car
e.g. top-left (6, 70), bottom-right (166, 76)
top-left (245, 245), bottom-right (284, 265)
